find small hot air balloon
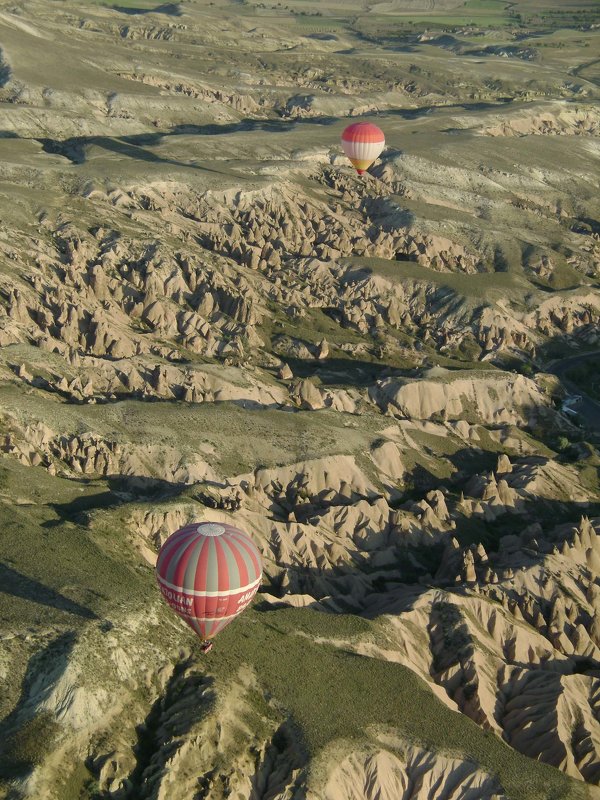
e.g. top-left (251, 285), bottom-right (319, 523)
top-left (156, 521), bottom-right (262, 652)
top-left (341, 121), bottom-right (385, 176)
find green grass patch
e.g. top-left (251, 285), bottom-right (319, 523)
top-left (344, 256), bottom-right (527, 301)
top-left (566, 358), bottom-right (600, 402)
top-left (293, 15), bottom-right (347, 31)
top-left (0, 459), bottom-right (145, 630)
top-left (0, 383), bottom-right (383, 477)
top-left (81, 0), bottom-right (172, 8)
top-left (0, 443), bottom-right (593, 800)
top-left (513, 0), bottom-right (600, 30)
top-left (354, 0), bottom-right (512, 32)
top-left (1, 712), bottom-right (61, 778)
top-left (199, 605), bottom-right (585, 800)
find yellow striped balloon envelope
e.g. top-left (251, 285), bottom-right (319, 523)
top-left (156, 521), bottom-right (262, 642)
top-left (341, 121), bottom-right (386, 175)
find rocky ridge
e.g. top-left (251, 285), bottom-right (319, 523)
top-left (0, 1), bottom-right (599, 799)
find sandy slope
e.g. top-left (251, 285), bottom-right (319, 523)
top-left (0, 0), bottom-right (599, 798)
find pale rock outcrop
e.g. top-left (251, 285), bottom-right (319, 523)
top-left (319, 746), bottom-right (508, 800)
top-left (370, 373), bottom-right (549, 425)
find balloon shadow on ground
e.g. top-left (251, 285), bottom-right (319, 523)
top-left (0, 563), bottom-right (98, 620)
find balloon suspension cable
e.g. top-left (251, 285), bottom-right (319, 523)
top-left (356, 171), bottom-right (367, 204)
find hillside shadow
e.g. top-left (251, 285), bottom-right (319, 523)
top-left (0, 563), bottom-right (97, 619)
top-left (350, 29), bottom-right (418, 53)
top-left (30, 98), bottom-right (517, 169)
top-left (447, 447), bottom-right (507, 481)
top-left (46, 472), bottom-right (244, 526)
top-left (452, 497), bottom-right (599, 554)
top-left (112, 2), bottom-right (181, 14)
top-left (249, 718), bottom-right (308, 800)
top-left (45, 474), bottom-right (191, 523)
top-left (535, 342), bottom-right (600, 442)
top-left (256, 453), bottom-right (600, 614)
top-left (0, 631), bottom-right (77, 779)
top-left (92, 661), bottom-right (215, 798)
top-left (36, 135), bottom-right (227, 171)
top-left (122, 115), bottom-right (339, 145)
top-left (47, 489), bottom-right (123, 521)
top-left (280, 355), bottom-right (400, 388)
top-left (34, 115), bottom-right (340, 167)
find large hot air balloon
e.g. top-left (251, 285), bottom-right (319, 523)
top-left (156, 521), bottom-right (262, 652)
top-left (341, 122), bottom-right (385, 175)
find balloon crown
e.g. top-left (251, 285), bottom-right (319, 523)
top-left (196, 522), bottom-right (226, 537)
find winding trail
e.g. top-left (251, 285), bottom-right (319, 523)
top-left (571, 57), bottom-right (600, 89)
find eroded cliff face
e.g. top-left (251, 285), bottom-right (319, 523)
top-left (0, 0), bottom-right (599, 798)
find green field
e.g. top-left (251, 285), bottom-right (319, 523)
top-left (204, 606), bottom-right (587, 800)
top-left (370, 0), bottom-right (514, 28)
top-left (0, 456), bottom-right (589, 800)
top-left (84, 0), bottom-right (178, 7)
top-left (79, 0), bottom-right (600, 32)
top-left (566, 357), bottom-right (600, 402)
top-left (344, 255), bottom-right (527, 299)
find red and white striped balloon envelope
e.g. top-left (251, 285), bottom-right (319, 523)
top-left (156, 521), bottom-right (262, 640)
top-left (341, 121), bottom-right (385, 175)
